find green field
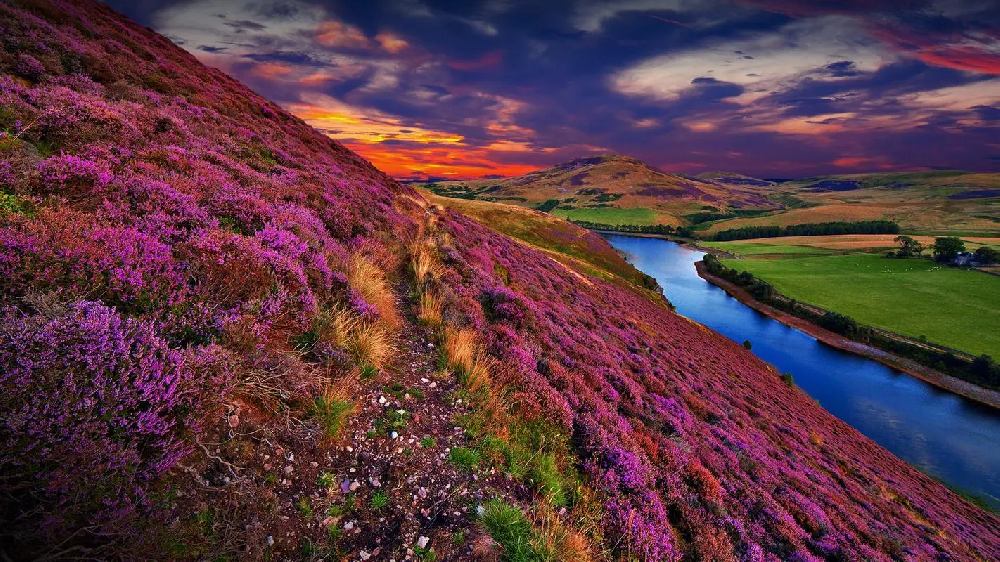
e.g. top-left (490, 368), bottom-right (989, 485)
top-left (705, 241), bottom-right (834, 256)
top-left (552, 207), bottom-right (657, 225)
top-left (720, 253), bottom-right (1000, 358)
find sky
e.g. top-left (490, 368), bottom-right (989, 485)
top-left (104, 0), bottom-right (1000, 179)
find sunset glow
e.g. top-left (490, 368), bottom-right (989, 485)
top-left (110, 0), bottom-right (1000, 179)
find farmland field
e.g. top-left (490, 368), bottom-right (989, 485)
top-left (720, 253), bottom-right (1000, 358)
top-left (551, 206), bottom-right (660, 225)
top-left (704, 241), bottom-right (835, 256)
top-left (707, 234), bottom-right (1000, 255)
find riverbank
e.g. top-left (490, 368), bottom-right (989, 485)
top-left (696, 261), bottom-right (1000, 409)
top-left (592, 231), bottom-right (737, 258)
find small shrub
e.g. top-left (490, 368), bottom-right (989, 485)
top-left (317, 471), bottom-right (338, 488)
top-left (781, 372), bottom-right (795, 387)
top-left (421, 436), bottom-right (437, 448)
top-left (0, 192), bottom-right (31, 216)
top-left (377, 409), bottom-right (410, 434)
top-left (296, 497), bottom-right (313, 517)
top-left (448, 446), bottom-right (480, 471)
top-left (742, 340), bottom-right (752, 350)
top-left (370, 491), bottom-right (389, 509)
top-left (309, 390), bottom-right (355, 439)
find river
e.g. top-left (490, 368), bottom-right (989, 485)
top-left (604, 234), bottom-right (1000, 509)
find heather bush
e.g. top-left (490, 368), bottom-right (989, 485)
top-left (13, 52), bottom-right (46, 81)
top-left (0, 300), bottom-right (230, 550)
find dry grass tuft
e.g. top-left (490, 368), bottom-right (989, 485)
top-left (350, 321), bottom-right (395, 370)
top-left (312, 307), bottom-right (395, 369)
top-left (443, 327), bottom-right (477, 374)
top-left (533, 502), bottom-right (595, 562)
top-left (417, 290), bottom-right (443, 328)
top-left (463, 351), bottom-right (493, 393)
top-left (411, 246), bottom-right (440, 287)
top-left (348, 255), bottom-right (400, 330)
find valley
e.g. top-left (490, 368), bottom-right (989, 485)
top-left (3, 2), bottom-right (1000, 561)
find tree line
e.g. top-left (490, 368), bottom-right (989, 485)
top-left (566, 220), bottom-right (695, 238)
top-left (890, 235), bottom-right (1000, 265)
top-left (711, 220), bottom-right (900, 241)
top-left (701, 254), bottom-right (999, 391)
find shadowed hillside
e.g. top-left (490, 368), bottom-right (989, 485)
top-left (1, 1), bottom-right (999, 561)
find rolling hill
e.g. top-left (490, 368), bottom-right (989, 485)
top-left (423, 158), bottom-right (1000, 236)
top-left (1, 1), bottom-right (999, 561)
top-left (420, 154), bottom-right (779, 227)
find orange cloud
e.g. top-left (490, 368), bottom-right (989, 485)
top-left (913, 47), bottom-right (1000, 75)
top-left (251, 62), bottom-right (292, 80)
top-left (316, 20), bottom-right (370, 49)
top-left (299, 72), bottom-right (335, 86)
top-left (833, 157), bottom-right (892, 169)
top-left (869, 26), bottom-right (1000, 75)
top-left (342, 141), bottom-right (541, 179)
top-left (376, 32), bottom-right (409, 54)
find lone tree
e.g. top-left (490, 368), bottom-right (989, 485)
top-left (893, 235), bottom-right (924, 258)
top-left (932, 237), bottom-right (965, 263)
top-left (973, 246), bottom-right (1000, 265)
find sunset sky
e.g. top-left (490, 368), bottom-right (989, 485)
top-left (105, 0), bottom-right (1000, 179)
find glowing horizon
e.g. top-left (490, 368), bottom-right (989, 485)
top-left (107, 0), bottom-right (1000, 180)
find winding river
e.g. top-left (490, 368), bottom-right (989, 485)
top-left (605, 234), bottom-right (1000, 509)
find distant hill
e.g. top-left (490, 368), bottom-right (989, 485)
top-left (695, 171), bottom-right (776, 187)
top-left (420, 154), bottom-right (779, 226)
top-left (422, 161), bottom-right (1000, 235)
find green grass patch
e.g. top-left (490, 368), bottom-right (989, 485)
top-left (0, 192), bottom-right (32, 216)
top-left (706, 241), bottom-right (835, 256)
top-left (447, 446), bottom-right (480, 471)
top-left (479, 499), bottom-right (542, 562)
top-left (309, 395), bottom-right (354, 439)
top-left (376, 409), bottom-right (410, 434)
top-left (552, 206), bottom-right (657, 226)
top-left (370, 491), bottom-right (388, 510)
top-left (721, 253), bottom-right (1000, 357)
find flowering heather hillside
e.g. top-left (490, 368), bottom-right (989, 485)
top-left (1, 1), bottom-right (999, 560)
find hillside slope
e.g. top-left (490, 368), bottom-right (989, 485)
top-left (1, 1), bottom-right (999, 561)
top-left (422, 154), bottom-right (777, 226)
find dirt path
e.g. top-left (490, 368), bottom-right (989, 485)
top-left (322, 316), bottom-right (505, 560)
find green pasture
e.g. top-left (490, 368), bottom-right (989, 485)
top-left (705, 241), bottom-right (835, 256)
top-left (720, 253), bottom-right (1000, 358)
top-left (552, 206), bottom-right (658, 226)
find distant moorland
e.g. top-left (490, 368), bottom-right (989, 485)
top-left (417, 156), bottom-right (1000, 237)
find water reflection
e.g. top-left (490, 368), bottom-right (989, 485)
top-left (605, 234), bottom-right (1000, 509)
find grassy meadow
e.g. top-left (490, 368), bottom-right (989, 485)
top-left (420, 191), bottom-right (658, 289)
top-left (720, 253), bottom-right (1000, 358)
top-left (551, 206), bottom-right (660, 225)
top-left (707, 235), bottom-right (1000, 256)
